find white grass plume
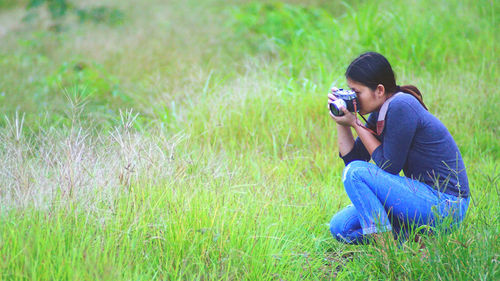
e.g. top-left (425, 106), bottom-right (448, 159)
top-left (0, 108), bottom-right (186, 212)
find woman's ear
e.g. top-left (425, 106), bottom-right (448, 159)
top-left (376, 84), bottom-right (386, 97)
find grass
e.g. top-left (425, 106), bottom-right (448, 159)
top-left (0, 0), bottom-right (498, 280)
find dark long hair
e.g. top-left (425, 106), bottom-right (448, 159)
top-left (345, 52), bottom-right (428, 110)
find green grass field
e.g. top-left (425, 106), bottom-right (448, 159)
top-left (0, 0), bottom-right (498, 280)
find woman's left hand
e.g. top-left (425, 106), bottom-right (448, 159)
top-left (328, 92), bottom-right (357, 127)
top-left (329, 107), bottom-right (357, 127)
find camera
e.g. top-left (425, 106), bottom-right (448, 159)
top-left (329, 88), bottom-right (358, 116)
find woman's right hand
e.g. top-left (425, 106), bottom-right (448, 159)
top-left (328, 87), bottom-right (356, 127)
top-left (327, 87), bottom-right (342, 118)
top-left (327, 86), bottom-right (339, 111)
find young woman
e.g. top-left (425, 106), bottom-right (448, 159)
top-left (328, 52), bottom-right (470, 244)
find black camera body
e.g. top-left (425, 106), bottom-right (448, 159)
top-left (329, 88), bottom-right (358, 116)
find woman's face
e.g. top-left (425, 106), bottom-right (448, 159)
top-left (347, 79), bottom-right (386, 115)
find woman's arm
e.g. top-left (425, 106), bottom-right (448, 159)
top-left (329, 89), bottom-right (355, 156)
top-left (337, 124), bottom-right (355, 157)
top-left (329, 91), bottom-right (372, 164)
top-left (353, 122), bottom-right (381, 155)
top-left (370, 99), bottom-right (418, 174)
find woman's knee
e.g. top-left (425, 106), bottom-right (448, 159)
top-left (329, 214), bottom-right (344, 239)
top-left (342, 161), bottom-right (371, 180)
top-left (342, 160), bottom-right (374, 188)
top-left (329, 205), bottom-right (361, 243)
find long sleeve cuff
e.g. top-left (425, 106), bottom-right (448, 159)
top-left (340, 149), bottom-right (362, 166)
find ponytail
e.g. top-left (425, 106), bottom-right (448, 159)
top-left (399, 85), bottom-right (428, 111)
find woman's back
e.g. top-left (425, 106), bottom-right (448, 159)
top-left (375, 94), bottom-right (469, 198)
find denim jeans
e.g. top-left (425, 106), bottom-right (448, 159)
top-left (329, 161), bottom-right (470, 244)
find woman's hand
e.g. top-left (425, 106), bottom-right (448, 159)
top-left (328, 87), bottom-right (357, 127)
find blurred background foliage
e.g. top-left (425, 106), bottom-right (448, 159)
top-left (21, 0), bottom-right (124, 31)
top-left (0, 0), bottom-right (497, 152)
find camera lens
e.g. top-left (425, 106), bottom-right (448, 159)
top-left (329, 99), bottom-right (346, 116)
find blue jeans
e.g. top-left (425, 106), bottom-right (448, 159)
top-left (329, 161), bottom-right (470, 244)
